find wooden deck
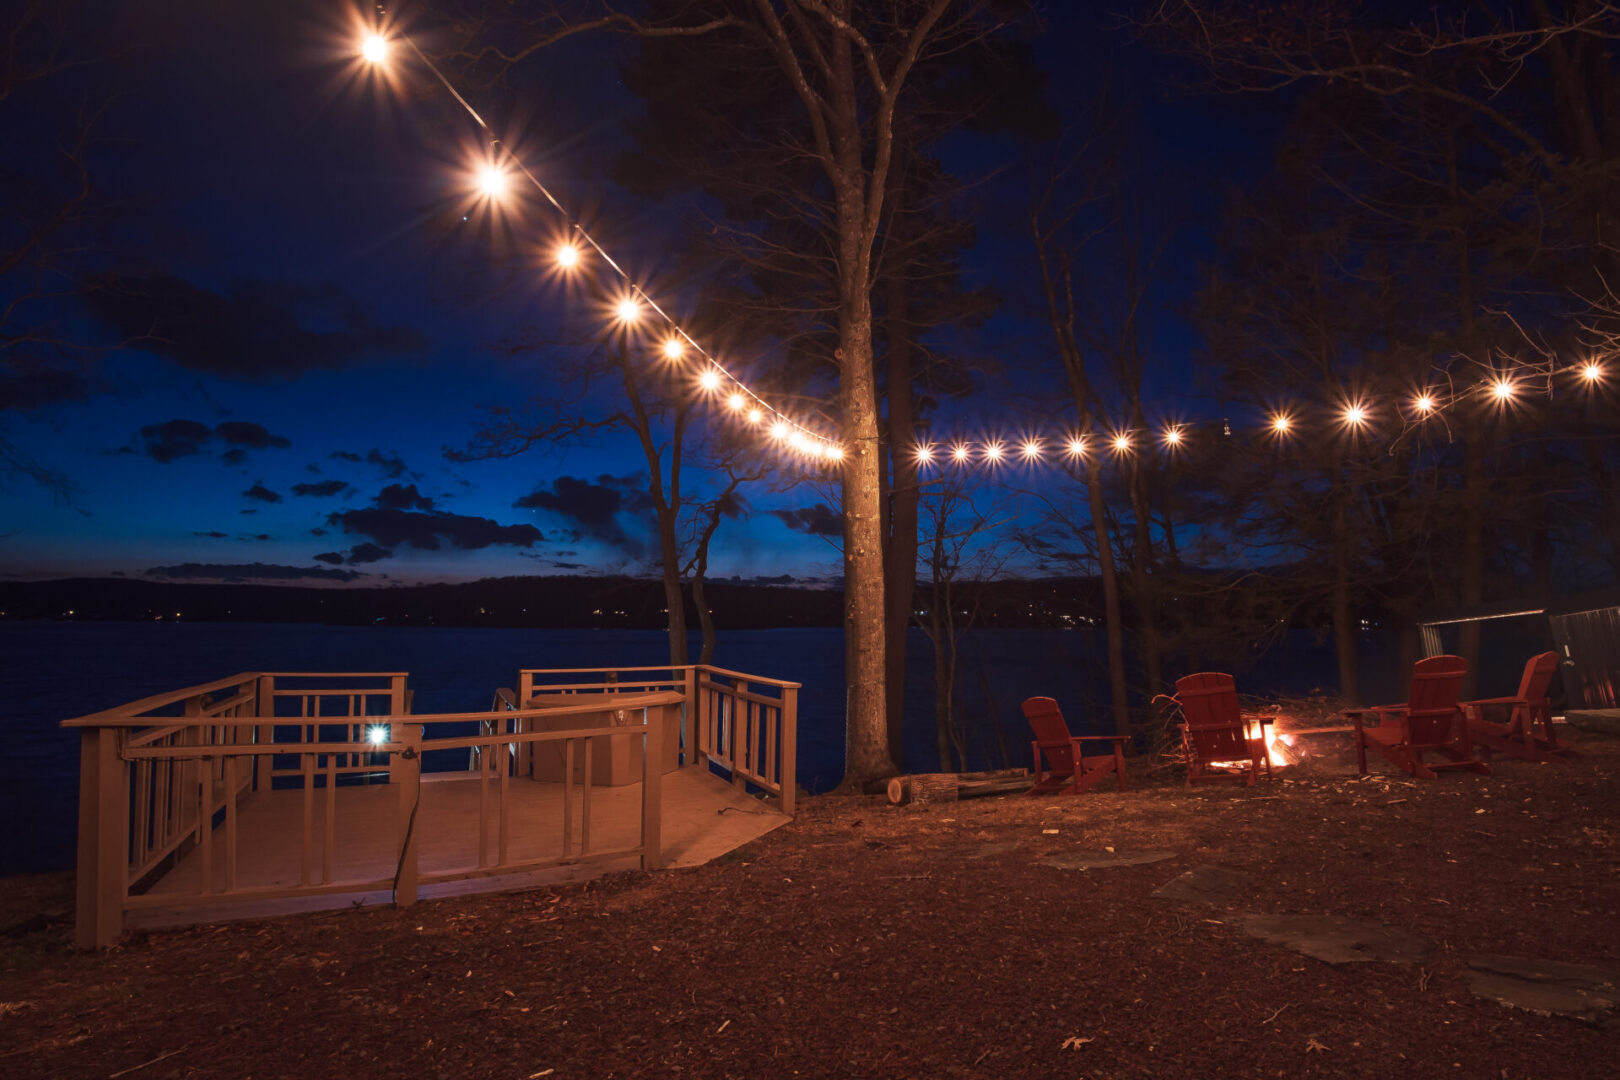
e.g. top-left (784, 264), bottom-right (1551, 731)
top-left (128, 766), bottom-right (788, 929)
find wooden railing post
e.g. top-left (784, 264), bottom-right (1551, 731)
top-left (254, 674), bottom-right (275, 791)
top-left (733, 681), bottom-right (750, 792)
top-left (75, 727), bottom-right (126, 949)
top-left (394, 726), bottom-right (421, 907)
top-left (389, 674), bottom-right (407, 718)
top-left (780, 686), bottom-right (798, 817)
top-left (682, 667), bottom-right (699, 767)
top-left (641, 708), bottom-right (663, 871)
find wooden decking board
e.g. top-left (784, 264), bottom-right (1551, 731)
top-left (127, 766), bottom-right (787, 930)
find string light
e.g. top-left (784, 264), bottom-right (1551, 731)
top-left (1413, 393), bottom-right (1435, 415)
top-left (1270, 413), bottom-right (1292, 435)
top-left (1342, 402), bottom-right (1369, 427)
top-left (746, 408), bottom-right (763, 424)
top-left (1021, 439), bottom-right (1043, 461)
top-left (825, 445), bottom-right (845, 461)
top-left (698, 370), bottom-right (722, 392)
top-left (770, 420), bottom-right (790, 440)
top-left (614, 296), bottom-right (643, 325)
top-left (1066, 436), bottom-right (1087, 457)
top-left (1162, 425), bottom-right (1183, 448)
top-left (726, 392), bottom-right (746, 411)
top-left (660, 336), bottom-right (684, 361)
top-left (554, 242), bottom-right (581, 270)
top-left (915, 444), bottom-right (935, 464)
top-left (1490, 377), bottom-right (1517, 402)
top-left (475, 163), bottom-right (509, 200)
top-left (360, 35), bottom-right (389, 65)
top-left (951, 444), bottom-right (971, 464)
top-left (1580, 361), bottom-right (1603, 383)
top-left (1111, 432), bottom-right (1132, 453)
top-left (983, 441), bottom-right (1005, 463)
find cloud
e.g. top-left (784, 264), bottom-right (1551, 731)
top-left (192, 530), bottom-right (228, 539)
top-left (238, 508), bottom-right (257, 515)
top-left (550, 560), bottom-right (586, 570)
top-left (239, 533), bottom-right (272, 541)
top-left (312, 551), bottom-right (344, 565)
top-left (135, 418), bottom-right (213, 463)
top-left (374, 483), bottom-right (434, 511)
top-left (145, 562), bottom-right (363, 583)
top-left (292, 479), bottom-right (352, 497)
top-left (331, 450), bottom-right (363, 463)
top-left (309, 527), bottom-right (328, 536)
top-left (366, 449), bottom-right (409, 478)
top-left (327, 507), bottom-right (544, 552)
top-left (85, 275), bottom-right (427, 380)
top-left (127, 418), bottom-right (292, 464)
top-left (771, 504), bottom-right (841, 537)
top-left (346, 542), bottom-right (394, 564)
top-left (0, 367), bottom-right (88, 412)
top-left (242, 482), bottom-right (282, 503)
top-left (215, 421), bottom-right (291, 451)
top-left (512, 474), bottom-right (644, 552)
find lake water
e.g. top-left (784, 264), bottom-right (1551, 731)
top-left (0, 619), bottom-right (1418, 875)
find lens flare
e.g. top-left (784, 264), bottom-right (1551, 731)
top-left (915, 444), bottom-right (935, 464)
top-left (1490, 377), bottom-right (1516, 402)
top-left (983, 442), bottom-right (1005, 462)
top-left (1270, 413), bottom-right (1292, 435)
top-left (1162, 426), bottom-right (1183, 447)
top-left (951, 444), bottom-right (970, 464)
top-left (726, 392), bottom-right (746, 411)
top-left (1579, 361), bottom-right (1603, 383)
top-left (660, 336), bottom-right (684, 360)
top-left (1066, 436), bottom-right (1086, 457)
top-left (746, 408), bottom-right (763, 424)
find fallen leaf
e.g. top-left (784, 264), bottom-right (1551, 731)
top-left (1305, 1037), bottom-right (1329, 1053)
top-left (1061, 1036), bottom-right (1095, 1050)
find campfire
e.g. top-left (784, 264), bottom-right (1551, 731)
top-left (1209, 717), bottom-right (1306, 770)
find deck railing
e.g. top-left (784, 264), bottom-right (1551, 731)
top-left (65, 664), bottom-right (798, 948)
top-left (518, 665), bottom-right (800, 813)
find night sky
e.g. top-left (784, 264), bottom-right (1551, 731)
top-left (1, 2), bottom-right (1259, 587)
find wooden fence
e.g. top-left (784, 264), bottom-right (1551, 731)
top-left (64, 665), bottom-right (799, 948)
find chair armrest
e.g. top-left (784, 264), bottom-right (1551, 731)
top-left (1072, 734), bottom-right (1129, 743)
top-left (1461, 696), bottom-right (1525, 708)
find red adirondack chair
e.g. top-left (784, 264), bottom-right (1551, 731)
top-left (1462, 651), bottom-right (1579, 764)
top-left (1173, 672), bottom-right (1270, 786)
top-left (1021, 697), bottom-right (1128, 796)
top-left (1345, 655), bottom-right (1490, 779)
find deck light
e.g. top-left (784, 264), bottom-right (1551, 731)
top-left (366, 725), bottom-right (389, 746)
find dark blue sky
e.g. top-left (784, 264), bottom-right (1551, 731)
top-left (1, 1), bottom-right (1276, 586)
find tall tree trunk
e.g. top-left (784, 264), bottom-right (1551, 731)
top-left (657, 505), bottom-right (689, 666)
top-left (1088, 464), bottom-right (1131, 736)
top-left (1332, 470), bottom-right (1360, 704)
top-left (883, 266), bottom-right (920, 769)
top-left (690, 572), bottom-right (715, 665)
top-left (1126, 406), bottom-right (1163, 695)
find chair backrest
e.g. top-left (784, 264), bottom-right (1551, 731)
top-left (1022, 697), bottom-right (1076, 771)
top-left (1405, 655), bottom-right (1467, 744)
top-left (1514, 651), bottom-right (1559, 703)
top-left (1174, 672), bottom-right (1250, 761)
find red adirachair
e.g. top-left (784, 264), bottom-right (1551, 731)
top-left (1172, 672), bottom-right (1270, 786)
top-left (1345, 655), bottom-right (1490, 779)
top-left (1462, 651), bottom-right (1579, 765)
top-left (1021, 697), bottom-right (1128, 796)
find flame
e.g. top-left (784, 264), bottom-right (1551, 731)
top-left (1210, 719), bottom-right (1297, 770)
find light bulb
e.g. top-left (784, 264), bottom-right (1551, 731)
top-left (1271, 414), bottom-right (1291, 434)
top-left (1065, 437), bottom-right (1086, 457)
top-left (1343, 404), bottom-right (1368, 427)
top-left (698, 370), bottom-right (721, 392)
top-left (1491, 378), bottom-right (1515, 401)
top-left (915, 444), bottom-right (935, 464)
top-left (1112, 433), bottom-right (1131, 452)
top-left (726, 392), bottom-right (746, 411)
top-left (1580, 361), bottom-right (1602, 383)
top-left (1021, 440), bottom-right (1042, 460)
top-left (660, 336), bottom-right (683, 360)
top-left (984, 442), bottom-right (1004, 462)
top-left (615, 297), bottom-right (642, 325)
top-left (554, 243), bottom-right (581, 269)
top-left (770, 420), bottom-right (790, 440)
top-left (361, 35), bottom-right (388, 65)
top-left (476, 164), bottom-right (509, 199)
top-left (746, 408), bottom-right (763, 424)
top-left (951, 444), bottom-right (970, 463)
top-left (1163, 426), bottom-right (1182, 446)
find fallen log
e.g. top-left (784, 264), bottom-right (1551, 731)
top-left (887, 770), bottom-right (1033, 806)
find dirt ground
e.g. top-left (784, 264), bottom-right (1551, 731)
top-left (3, 733), bottom-right (1618, 1080)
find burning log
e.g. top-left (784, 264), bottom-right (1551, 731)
top-left (887, 769), bottom-right (1032, 805)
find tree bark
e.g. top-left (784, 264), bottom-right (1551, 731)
top-left (883, 261), bottom-right (920, 769)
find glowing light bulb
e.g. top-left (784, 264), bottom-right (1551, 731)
top-left (1580, 361), bottom-right (1603, 383)
top-left (1342, 404), bottom-right (1368, 427)
top-left (726, 392), bottom-right (746, 411)
top-left (1163, 426), bottom-right (1183, 447)
top-left (746, 408), bottom-right (763, 424)
top-left (984, 442), bottom-right (1004, 462)
top-left (951, 444), bottom-right (970, 463)
top-left (698, 369), bottom-right (722, 392)
top-left (366, 724), bottom-right (389, 746)
top-left (1112, 433), bottom-right (1131, 453)
top-left (1065, 437), bottom-right (1086, 457)
top-left (660, 336), bottom-right (684, 360)
top-left (476, 164), bottom-right (509, 199)
top-left (1490, 377), bottom-right (1516, 401)
top-left (1021, 440), bottom-right (1042, 461)
top-left (361, 34), bottom-right (389, 65)
top-left (825, 445), bottom-right (845, 461)
top-left (789, 431), bottom-right (811, 452)
top-left (915, 444), bottom-right (935, 464)
top-left (615, 297), bottom-right (643, 325)
top-left (1414, 394), bottom-right (1435, 414)
top-left (554, 243), bottom-right (581, 270)
top-left (770, 420), bottom-right (790, 440)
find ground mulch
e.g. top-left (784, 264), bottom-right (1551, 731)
top-left (3, 735), bottom-right (1618, 1079)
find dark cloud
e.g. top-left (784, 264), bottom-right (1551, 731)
top-left (771, 504), bottom-right (842, 537)
top-left (512, 474), bottom-right (643, 552)
top-left (192, 530), bottom-right (228, 539)
top-left (346, 542), bottom-right (394, 565)
top-left (0, 367), bottom-right (88, 412)
top-left (330, 450), bottom-right (363, 463)
top-left (749, 573), bottom-right (797, 585)
top-left (292, 479), bottom-right (352, 497)
top-left (309, 527), bottom-right (328, 536)
top-left (374, 483), bottom-right (434, 511)
top-left (242, 482), bottom-right (282, 504)
top-left (312, 552), bottom-right (344, 565)
top-left (328, 507), bottom-right (544, 552)
top-left (145, 562), bottom-right (363, 583)
top-left (214, 421), bottom-right (291, 450)
top-left (366, 449), bottom-right (409, 479)
top-left (127, 418), bottom-right (292, 464)
top-left (238, 508), bottom-right (257, 515)
top-left (239, 533), bottom-right (272, 541)
top-left (85, 275), bottom-right (427, 380)
top-left (135, 418), bottom-right (213, 463)
top-left (550, 561), bottom-right (586, 570)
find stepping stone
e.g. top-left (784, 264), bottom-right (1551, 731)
top-left (1038, 850), bottom-right (1176, 870)
top-left (1241, 913), bottom-right (1430, 965)
top-left (1153, 865), bottom-right (1248, 902)
top-left (1467, 954), bottom-right (1620, 1028)
top-left (965, 840), bottom-right (1023, 859)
